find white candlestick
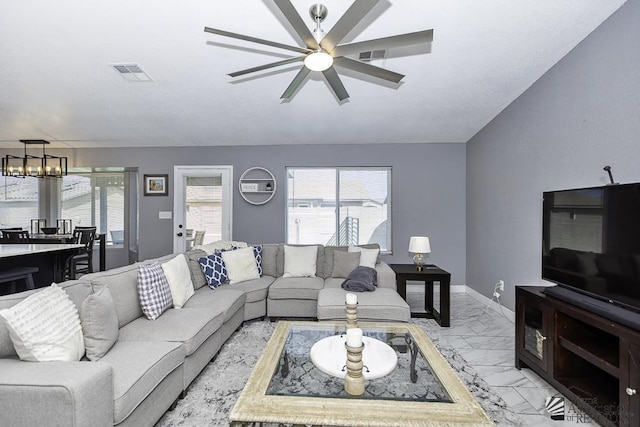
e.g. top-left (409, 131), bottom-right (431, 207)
top-left (346, 293), bottom-right (357, 305)
top-left (346, 327), bottom-right (363, 347)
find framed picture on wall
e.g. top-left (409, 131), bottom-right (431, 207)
top-left (144, 174), bottom-right (169, 196)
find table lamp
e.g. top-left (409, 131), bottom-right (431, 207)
top-left (409, 236), bottom-right (431, 271)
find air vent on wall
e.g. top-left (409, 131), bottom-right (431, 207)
top-left (358, 50), bottom-right (386, 62)
top-left (111, 63), bottom-right (153, 82)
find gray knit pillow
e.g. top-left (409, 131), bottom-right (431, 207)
top-left (80, 286), bottom-right (119, 361)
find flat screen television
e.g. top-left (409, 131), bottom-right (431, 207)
top-left (542, 183), bottom-right (640, 326)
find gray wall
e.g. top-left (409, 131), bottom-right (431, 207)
top-left (68, 143), bottom-right (467, 284)
top-left (466, 0), bottom-right (640, 310)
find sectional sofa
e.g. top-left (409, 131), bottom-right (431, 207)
top-left (0, 243), bottom-right (410, 426)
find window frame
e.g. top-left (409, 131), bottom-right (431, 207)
top-left (285, 166), bottom-right (392, 254)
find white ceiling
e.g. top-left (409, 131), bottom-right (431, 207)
top-left (0, 0), bottom-right (626, 149)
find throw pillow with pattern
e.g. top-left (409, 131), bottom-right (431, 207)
top-left (137, 262), bottom-right (173, 320)
top-left (253, 245), bottom-right (263, 276)
top-left (199, 251), bottom-right (228, 289)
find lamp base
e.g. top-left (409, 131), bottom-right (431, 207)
top-left (412, 254), bottom-right (425, 272)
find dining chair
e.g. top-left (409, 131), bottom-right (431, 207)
top-left (63, 226), bottom-right (97, 280)
top-left (194, 230), bottom-right (205, 246)
top-left (1, 229), bottom-right (30, 242)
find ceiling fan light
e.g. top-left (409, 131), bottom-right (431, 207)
top-left (304, 51), bottom-right (333, 72)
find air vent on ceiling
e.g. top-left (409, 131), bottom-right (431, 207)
top-left (111, 63), bottom-right (153, 82)
top-left (358, 50), bottom-right (386, 62)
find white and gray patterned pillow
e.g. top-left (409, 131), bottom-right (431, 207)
top-left (137, 262), bottom-right (173, 320)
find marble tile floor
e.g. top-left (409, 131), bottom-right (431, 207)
top-left (406, 286), bottom-right (601, 426)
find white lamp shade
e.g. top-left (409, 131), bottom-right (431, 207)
top-left (408, 236), bottom-right (431, 254)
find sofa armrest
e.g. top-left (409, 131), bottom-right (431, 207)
top-left (376, 262), bottom-right (396, 290)
top-left (0, 359), bottom-right (113, 427)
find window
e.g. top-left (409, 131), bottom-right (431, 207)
top-left (0, 177), bottom-right (40, 230)
top-left (286, 167), bottom-right (391, 252)
top-left (61, 172), bottom-right (125, 244)
top-left (185, 176), bottom-right (223, 244)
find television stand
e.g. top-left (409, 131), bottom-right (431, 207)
top-left (516, 286), bottom-right (640, 426)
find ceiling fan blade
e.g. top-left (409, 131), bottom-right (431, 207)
top-left (204, 27), bottom-right (311, 55)
top-left (281, 66), bottom-right (311, 99)
top-left (273, 0), bottom-right (319, 50)
top-left (333, 56), bottom-right (404, 83)
top-left (331, 29), bottom-right (434, 57)
top-left (322, 67), bottom-right (349, 101)
top-left (229, 56), bottom-right (305, 78)
top-left (320, 0), bottom-right (380, 52)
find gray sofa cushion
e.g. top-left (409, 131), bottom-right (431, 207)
top-left (322, 246), bottom-right (348, 279)
top-left (226, 276), bottom-right (275, 303)
top-left (182, 287), bottom-right (246, 322)
top-left (331, 251), bottom-right (361, 278)
top-left (268, 277), bottom-right (325, 300)
top-left (98, 340), bottom-right (183, 425)
top-left (185, 249), bottom-right (208, 290)
top-left (117, 308), bottom-right (224, 356)
top-left (259, 244), bottom-right (279, 278)
top-left (80, 286), bottom-right (119, 361)
top-left (87, 264), bottom-right (143, 328)
top-left (316, 288), bottom-right (410, 323)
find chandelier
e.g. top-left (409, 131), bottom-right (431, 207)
top-left (2, 140), bottom-right (67, 178)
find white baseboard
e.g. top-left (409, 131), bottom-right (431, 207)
top-left (404, 282), bottom-right (515, 322)
top-left (464, 286), bottom-right (516, 323)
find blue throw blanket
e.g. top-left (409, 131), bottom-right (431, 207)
top-left (341, 266), bottom-right (377, 292)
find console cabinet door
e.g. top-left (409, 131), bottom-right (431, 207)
top-left (516, 288), bottom-right (551, 372)
top-left (625, 343), bottom-right (640, 426)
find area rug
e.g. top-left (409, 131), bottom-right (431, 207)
top-left (156, 320), bottom-right (523, 426)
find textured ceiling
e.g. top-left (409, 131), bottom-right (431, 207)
top-left (0, 0), bottom-right (626, 149)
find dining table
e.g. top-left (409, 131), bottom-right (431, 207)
top-left (0, 243), bottom-right (84, 293)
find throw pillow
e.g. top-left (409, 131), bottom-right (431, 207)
top-left (0, 283), bottom-right (85, 362)
top-left (283, 245), bottom-right (318, 278)
top-left (253, 245), bottom-right (263, 276)
top-left (80, 286), bottom-right (119, 361)
top-left (137, 262), bottom-right (173, 320)
top-left (332, 251), bottom-right (361, 278)
top-left (199, 251), bottom-right (228, 289)
top-left (348, 245), bottom-right (380, 269)
top-left (185, 249), bottom-right (208, 290)
top-left (161, 254), bottom-right (195, 308)
top-left (222, 247), bottom-right (260, 285)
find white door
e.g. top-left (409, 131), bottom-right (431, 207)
top-left (173, 166), bottom-right (233, 253)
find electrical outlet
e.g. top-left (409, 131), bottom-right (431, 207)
top-left (498, 280), bottom-right (505, 292)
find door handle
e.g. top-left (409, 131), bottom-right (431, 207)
top-left (177, 232), bottom-right (183, 237)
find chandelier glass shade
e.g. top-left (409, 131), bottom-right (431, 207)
top-left (2, 140), bottom-right (67, 178)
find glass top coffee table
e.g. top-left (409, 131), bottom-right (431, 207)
top-left (230, 321), bottom-right (491, 426)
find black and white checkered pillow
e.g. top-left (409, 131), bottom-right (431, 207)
top-left (137, 262), bottom-right (173, 320)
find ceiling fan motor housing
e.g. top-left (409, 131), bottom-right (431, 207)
top-left (309, 4), bottom-right (328, 22)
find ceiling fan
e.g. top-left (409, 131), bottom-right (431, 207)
top-left (204, 0), bottom-right (433, 101)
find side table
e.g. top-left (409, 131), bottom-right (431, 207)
top-left (390, 264), bottom-right (451, 327)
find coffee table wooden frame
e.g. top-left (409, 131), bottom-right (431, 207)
top-left (229, 321), bottom-right (492, 426)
